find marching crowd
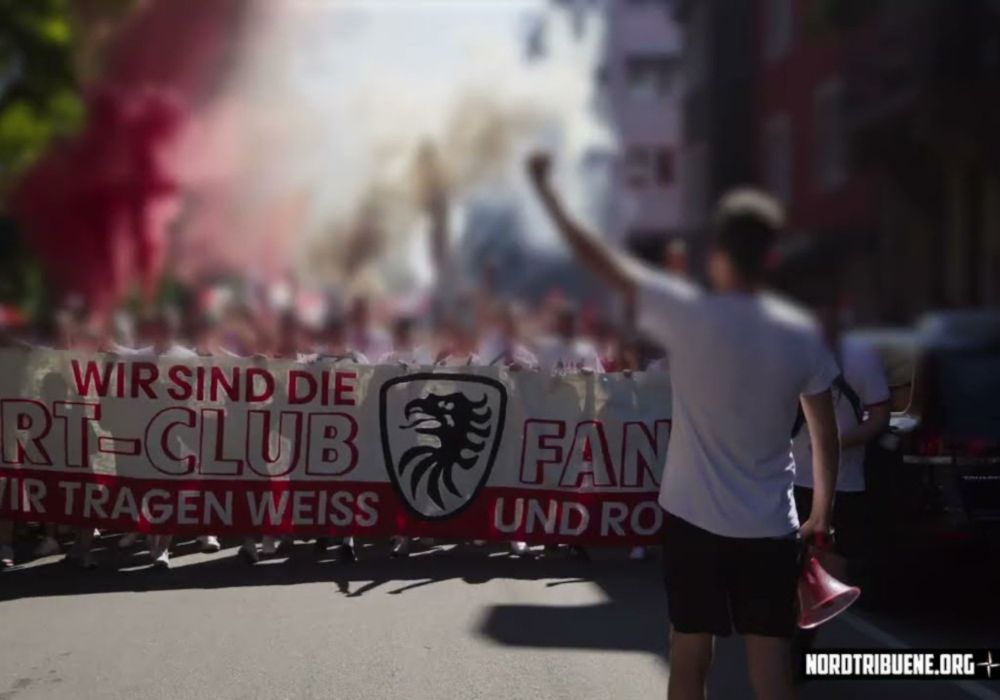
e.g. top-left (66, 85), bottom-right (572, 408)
top-left (0, 152), bottom-right (895, 698)
top-left (0, 283), bottom-right (662, 572)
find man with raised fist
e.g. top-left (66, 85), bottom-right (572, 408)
top-left (528, 153), bottom-right (841, 700)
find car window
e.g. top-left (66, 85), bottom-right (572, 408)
top-left (936, 352), bottom-right (1000, 442)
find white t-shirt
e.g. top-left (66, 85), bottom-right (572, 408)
top-left (793, 336), bottom-right (890, 492)
top-left (535, 337), bottom-right (604, 373)
top-left (433, 351), bottom-right (480, 367)
top-left (378, 347), bottom-right (433, 365)
top-left (161, 344), bottom-right (199, 360)
top-left (110, 343), bottom-right (152, 357)
top-left (113, 343), bottom-right (197, 359)
top-left (350, 327), bottom-right (391, 361)
top-left (480, 338), bottom-right (539, 369)
top-left (637, 272), bottom-right (840, 538)
top-left (319, 350), bottom-right (370, 366)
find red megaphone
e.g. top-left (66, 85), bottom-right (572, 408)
top-left (797, 556), bottom-right (861, 629)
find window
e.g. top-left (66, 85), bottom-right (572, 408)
top-left (765, 114), bottom-right (792, 204)
top-left (625, 146), bottom-right (676, 188)
top-left (765, 0), bottom-right (793, 61)
top-left (813, 79), bottom-right (847, 191)
top-left (625, 54), bottom-right (677, 99)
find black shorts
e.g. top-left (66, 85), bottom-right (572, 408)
top-left (793, 487), bottom-right (869, 559)
top-left (661, 511), bottom-right (799, 638)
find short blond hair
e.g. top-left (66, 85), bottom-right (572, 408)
top-left (712, 188), bottom-right (786, 280)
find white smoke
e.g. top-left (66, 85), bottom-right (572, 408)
top-left (183, 0), bottom-right (615, 298)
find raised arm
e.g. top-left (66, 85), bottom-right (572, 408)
top-left (799, 389), bottom-right (840, 542)
top-left (527, 153), bottom-right (639, 299)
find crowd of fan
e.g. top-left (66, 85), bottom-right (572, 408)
top-left (0, 285), bottom-right (665, 571)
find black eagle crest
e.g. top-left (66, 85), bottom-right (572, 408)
top-left (396, 392), bottom-right (492, 510)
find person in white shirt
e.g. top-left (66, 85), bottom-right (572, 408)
top-left (62, 321), bottom-right (110, 569)
top-left (481, 303), bottom-right (539, 557)
top-left (32, 306), bottom-right (86, 560)
top-left (120, 310), bottom-right (222, 569)
top-left (534, 302), bottom-right (604, 374)
top-left (431, 314), bottom-right (481, 368)
top-left (428, 314), bottom-right (489, 546)
top-left (792, 313), bottom-right (890, 582)
top-left (380, 316), bottom-right (434, 558)
top-left (532, 302), bottom-right (600, 560)
top-left (529, 153), bottom-right (841, 700)
top-left (315, 312), bottom-right (369, 563)
top-left (348, 296), bottom-right (392, 360)
top-left (378, 316), bottom-right (432, 367)
top-left (479, 302), bottom-right (539, 371)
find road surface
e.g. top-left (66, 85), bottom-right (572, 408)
top-left (1, 538), bottom-right (997, 699)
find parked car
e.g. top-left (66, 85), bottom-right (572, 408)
top-left (859, 311), bottom-right (1000, 561)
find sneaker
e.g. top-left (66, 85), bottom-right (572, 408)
top-left (510, 541), bottom-right (530, 557)
top-left (390, 536), bottom-right (410, 558)
top-left (198, 535), bottom-right (222, 553)
top-left (629, 546), bottom-right (647, 561)
top-left (118, 532), bottom-right (141, 549)
top-left (151, 549), bottom-right (170, 569)
top-left (0, 544), bottom-right (14, 569)
top-left (261, 536), bottom-right (279, 557)
top-left (314, 537), bottom-right (331, 553)
top-left (567, 545), bottom-right (590, 561)
top-left (33, 535), bottom-right (60, 558)
top-left (238, 540), bottom-right (259, 564)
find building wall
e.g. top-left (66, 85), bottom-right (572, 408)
top-left (600, 0), bottom-right (684, 254)
top-left (675, 0), bottom-right (756, 235)
top-left (676, 0), bottom-right (711, 231)
top-left (754, 0), bottom-right (875, 234)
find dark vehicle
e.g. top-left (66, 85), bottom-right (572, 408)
top-left (860, 312), bottom-right (1000, 564)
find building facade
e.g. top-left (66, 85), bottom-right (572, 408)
top-left (673, 0), bottom-right (757, 239)
top-left (596, 0), bottom-right (684, 263)
top-left (675, 0), bottom-right (1000, 321)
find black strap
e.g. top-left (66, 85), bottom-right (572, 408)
top-left (792, 374), bottom-right (864, 438)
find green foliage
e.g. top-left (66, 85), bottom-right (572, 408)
top-left (0, 0), bottom-right (85, 315)
top-left (0, 0), bottom-right (82, 185)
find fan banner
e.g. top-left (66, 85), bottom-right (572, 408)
top-left (0, 350), bottom-right (671, 544)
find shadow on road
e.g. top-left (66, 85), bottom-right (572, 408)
top-left (1, 536), bottom-right (678, 662)
top-left (3, 536), bottom-right (998, 699)
top-left (0, 536), bottom-right (656, 603)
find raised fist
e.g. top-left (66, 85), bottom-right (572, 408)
top-left (526, 151), bottom-right (552, 187)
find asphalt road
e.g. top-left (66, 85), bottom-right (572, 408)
top-left (1, 538), bottom-right (997, 700)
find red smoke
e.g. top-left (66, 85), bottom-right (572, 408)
top-left (12, 0), bottom-right (252, 316)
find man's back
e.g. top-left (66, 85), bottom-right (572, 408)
top-left (528, 156), bottom-right (844, 686)
top-left (638, 278), bottom-right (838, 538)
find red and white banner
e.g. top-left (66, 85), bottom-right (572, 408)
top-left (0, 350), bottom-right (671, 543)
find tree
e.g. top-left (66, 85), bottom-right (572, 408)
top-left (0, 0), bottom-right (83, 192)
